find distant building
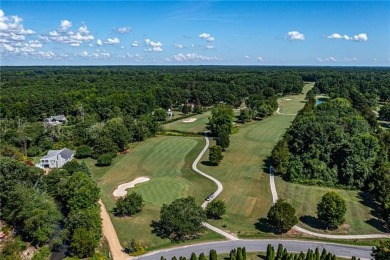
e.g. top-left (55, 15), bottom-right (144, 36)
top-left (44, 115), bottom-right (67, 126)
top-left (36, 148), bottom-right (73, 169)
top-left (167, 109), bottom-right (174, 117)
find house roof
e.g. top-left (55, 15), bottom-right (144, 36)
top-left (41, 148), bottom-right (73, 160)
top-left (44, 115), bottom-right (66, 122)
top-left (53, 115), bottom-right (66, 121)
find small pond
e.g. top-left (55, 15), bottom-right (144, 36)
top-left (316, 98), bottom-right (328, 106)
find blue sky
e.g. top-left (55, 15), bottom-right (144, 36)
top-left (1, 1), bottom-right (389, 66)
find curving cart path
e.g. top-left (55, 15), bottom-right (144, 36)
top-left (269, 168), bottom-right (390, 239)
top-left (192, 132), bottom-right (239, 241)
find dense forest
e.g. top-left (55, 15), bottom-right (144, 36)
top-left (0, 66), bottom-right (303, 163)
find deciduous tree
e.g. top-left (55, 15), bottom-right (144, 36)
top-left (267, 199), bottom-right (298, 233)
top-left (317, 191), bottom-right (347, 229)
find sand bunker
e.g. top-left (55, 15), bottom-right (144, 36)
top-left (113, 177), bottom-right (150, 197)
top-left (182, 118), bottom-right (197, 123)
top-left (283, 98), bottom-right (292, 101)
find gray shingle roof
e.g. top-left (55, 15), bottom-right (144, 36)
top-left (41, 148), bottom-right (73, 160)
top-left (59, 148), bottom-right (73, 160)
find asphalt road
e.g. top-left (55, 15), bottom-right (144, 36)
top-left (135, 239), bottom-right (372, 260)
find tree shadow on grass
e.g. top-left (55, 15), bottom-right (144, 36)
top-left (262, 156), bottom-right (273, 173)
top-left (201, 160), bottom-right (216, 166)
top-left (365, 218), bottom-right (388, 233)
top-left (254, 218), bottom-right (282, 234)
top-left (358, 191), bottom-right (381, 218)
top-left (299, 215), bottom-right (327, 230)
top-left (357, 191), bottom-right (388, 232)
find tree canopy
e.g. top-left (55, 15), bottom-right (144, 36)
top-left (151, 197), bottom-right (206, 242)
top-left (267, 199), bottom-right (298, 233)
top-left (317, 191), bottom-right (347, 229)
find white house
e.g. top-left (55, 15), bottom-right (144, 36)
top-left (36, 148), bottom-right (73, 169)
top-left (44, 115), bottom-right (67, 126)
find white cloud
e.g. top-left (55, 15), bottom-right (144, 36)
top-left (29, 40), bottom-right (42, 48)
top-left (327, 32), bottom-right (368, 42)
top-left (43, 21), bottom-right (94, 47)
top-left (256, 56), bottom-right (263, 62)
top-left (343, 57), bottom-right (358, 62)
top-left (131, 41), bottom-right (139, 47)
top-left (199, 33), bottom-right (211, 39)
top-left (60, 20), bottom-right (72, 30)
top-left (144, 38), bottom-right (163, 51)
top-left (244, 55), bottom-right (250, 59)
top-left (76, 49), bottom-right (111, 58)
top-left (174, 44), bottom-right (183, 49)
top-left (97, 39), bottom-right (102, 46)
top-left (169, 53), bottom-right (220, 62)
top-left (0, 10), bottom-right (45, 56)
top-left (285, 31), bottom-right (305, 40)
top-left (199, 33), bottom-right (215, 42)
top-left (144, 46), bottom-right (163, 52)
top-left (205, 45), bottom-right (215, 49)
top-left (152, 46), bottom-right (163, 52)
top-left (145, 38), bottom-right (162, 47)
top-left (326, 56), bottom-right (337, 62)
top-left (117, 26), bottom-right (131, 34)
top-left (352, 33), bottom-right (368, 42)
top-left (105, 37), bottom-right (120, 45)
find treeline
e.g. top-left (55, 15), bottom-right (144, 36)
top-left (0, 158), bottom-right (102, 258)
top-left (0, 66), bottom-right (304, 121)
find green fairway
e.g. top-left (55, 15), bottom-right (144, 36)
top-left (91, 136), bottom-right (220, 250)
top-left (197, 82), bottom-right (380, 237)
top-left (164, 111), bottom-right (211, 133)
top-left (197, 87), bottom-right (312, 237)
top-left (275, 177), bottom-right (386, 235)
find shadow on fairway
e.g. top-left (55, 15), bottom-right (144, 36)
top-left (262, 156), bottom-right (273, 173)
top-left (299, 215), bottom-right (327, 230)
top-left (201, 160), bottom-right (217, 167)
top-left (358, 191), bottom-right (388, 232)
top-left (254, 218), bottom-right (275, 233)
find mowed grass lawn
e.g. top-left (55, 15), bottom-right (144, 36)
top-left (90, 136), bottom-right (222, 251)
top-left (164, 111), bottom-right (211, 133)
top-left (275, 177), bottom-right (386, 235)
top-left (197, 88), bottom-right (311, 237)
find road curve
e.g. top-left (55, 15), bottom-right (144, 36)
top-left (135, 239), bottom-right (372, 260)
top-left (269, 168), bottom-right (390, 239)
top-left (192, 132), bottom-right (239, 240)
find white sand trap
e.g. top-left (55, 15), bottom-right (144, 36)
top-left (113, 177), bottom-right (150, 197)
top-left (283, 98), bottom-right (292, 101)
top-left (182, 118), bottom-right (197, 123)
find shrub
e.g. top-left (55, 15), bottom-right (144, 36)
top-left (206, 200), bottom-right (226, 219)
top-left (75, 145), bottom-right (92, 159)
top-left (114, 192), bottom-right (144, 217)
top-left (96, 153), bottom-right (113, 166)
